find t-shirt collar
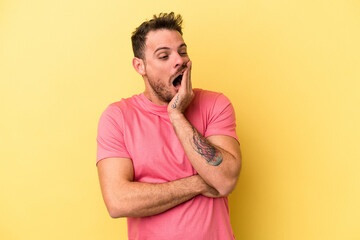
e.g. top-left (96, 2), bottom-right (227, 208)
top-left (139, 93), bottom-right (169, 118)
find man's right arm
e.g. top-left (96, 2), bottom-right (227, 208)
top-left (97, 157), bottom-right (220, 218)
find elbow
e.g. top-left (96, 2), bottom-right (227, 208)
top-left (216, 187), bottom-right (232, 197)
top-left (103, 188), bottom-right (137, 218)
top-left (106, 200), bottom-right (129, 218)
top-left (219, 172), bottom-right (241, 197)
top-left (108, 208), bottom-right (122, 219)
top-left (216, 175), bottom-right (239, 197)
top-left (217, 156), bottom-right (241, 196)
top-left (107, 205), bottom-right (123, 218)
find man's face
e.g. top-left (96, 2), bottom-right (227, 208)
top-left (142, 29), bottom-right (190, 104)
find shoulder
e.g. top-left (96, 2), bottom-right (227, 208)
top-left (109, 94), bottom-right (140, 109)
top-left (98, 94), bottom-right (141, 126)
top-left (193, 88), bottom-right (222, 98)
top-left (103, 94), bottom-right (141, 115)
top-left (192, 88), bottom-right (232, 108)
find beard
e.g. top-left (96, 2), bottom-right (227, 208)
top-left (147, 76), bottom-right (174, 103)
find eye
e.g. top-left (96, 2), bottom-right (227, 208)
top-left (180, 52), bottom-right (187, 56)
top-left (159, 55), bottom-right (168, 60)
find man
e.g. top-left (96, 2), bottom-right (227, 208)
top-left (96, 12), bottom-right (241, 239)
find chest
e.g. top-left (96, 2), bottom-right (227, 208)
top-left (122, 110), bottom-right (206, 183)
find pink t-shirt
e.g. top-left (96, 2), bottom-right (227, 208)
top-left (97, 89), bottom-right (238, 240)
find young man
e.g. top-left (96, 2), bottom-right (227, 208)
top-left (97, 12), bottom-right (241, 239)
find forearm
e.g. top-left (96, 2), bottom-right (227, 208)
top-left (169, 113), bottom-right (240, 196)
top-left (106, 175), bottom-right (217, 218)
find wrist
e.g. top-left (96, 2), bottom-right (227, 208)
top-left (191, 175), bottom-right (208, 194)
top-left (168, 110), bottom-right (184, 123)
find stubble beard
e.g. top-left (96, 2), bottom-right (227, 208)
top-left (147, 76), bottom-right (174, 103)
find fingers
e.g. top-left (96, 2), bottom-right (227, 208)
top-left (187, 61), bottom-right (192, 91)
top-left (180, 61), bottom-right (192, 93)
top-left (167, 61), bottom-right (193, 114)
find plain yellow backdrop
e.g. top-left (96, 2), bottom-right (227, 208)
top-left (1, 0), bottom-right (359, 239)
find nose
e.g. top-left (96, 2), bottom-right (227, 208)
top-left (174, 53), bottom-right (187, 68)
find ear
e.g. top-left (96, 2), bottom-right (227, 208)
top-left (132, 57), bottom-right (146, 76)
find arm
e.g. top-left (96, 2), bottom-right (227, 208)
top-left (169, 115), bottom-right (241, 196)
top-left (97, 157), bottom-right (220, 218)
top-left (167, 61), bottom-right (242, 196)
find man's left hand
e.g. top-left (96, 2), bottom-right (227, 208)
top-left (167, 61), bottom-right (194, 117)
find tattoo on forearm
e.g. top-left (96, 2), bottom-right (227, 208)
top-left (171, 95), bottom-right (180, 109)
top-left (191, 127), bottom-right (223, 166)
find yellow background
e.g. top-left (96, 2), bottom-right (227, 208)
top-left (1, 0), bottom-right (359, 239)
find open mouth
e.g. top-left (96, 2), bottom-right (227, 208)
top-left (172, 73), bottom-right (183, 87)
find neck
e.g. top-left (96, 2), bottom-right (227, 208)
top-left (143, 81), bottom-right (168, 106)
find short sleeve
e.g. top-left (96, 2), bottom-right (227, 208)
top-left (96, 105), bottom-right (131, 165)
top-left (204, 93), bottom-right (238, 142)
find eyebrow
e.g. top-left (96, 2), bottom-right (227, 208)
top-left (153, 43), bottom-right (187, 55)
top-left (178, 43), bottom-right (187, 49)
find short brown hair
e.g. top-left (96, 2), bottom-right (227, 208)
top-left (131, 12), bottom-right (183, 59)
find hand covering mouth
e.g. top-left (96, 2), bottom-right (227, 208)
top-left (171, 63), bottom-right (188, 87)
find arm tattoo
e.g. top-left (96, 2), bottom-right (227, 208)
top-left (171, 95), bottom-right (180, 109)
top-left (191, 126), bottom-right (223, 166)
